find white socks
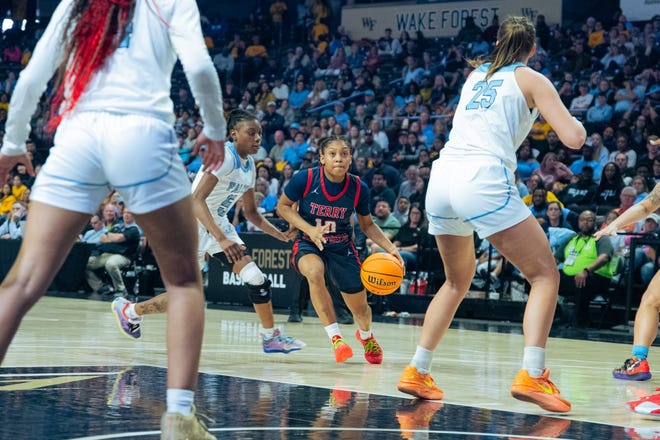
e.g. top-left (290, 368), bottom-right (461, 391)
top-left (166, 388), bottom-right (194, 416)
top-left (125, 303), bottom-right (142, 323)
top-left (358, 328), bottom-right (372, 340)
top-left (260, 327), bottom-right (275, 339)
top-left (411, 345), bottom-right (433, 374)
top-left (324, 323), bottom-right (341, 340)
top-left (522, 346), bottom-right (545, 377)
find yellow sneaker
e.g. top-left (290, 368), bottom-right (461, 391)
top-left (397, 365), bottom-right (444, 400)
top-left (160, 407), bottom-right (216, 440)
top-left (510, 369), bottom-right (571, 413)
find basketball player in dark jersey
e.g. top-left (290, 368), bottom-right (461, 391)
top-left (277, 135), bottom-right (403, 364)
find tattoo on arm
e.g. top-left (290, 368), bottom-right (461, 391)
top-left (645, 184), bottom-right (660, 209)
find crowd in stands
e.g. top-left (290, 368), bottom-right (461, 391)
top-left (0, 1), bottom-right (658, 322)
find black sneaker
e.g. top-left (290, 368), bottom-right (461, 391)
top-left (287, 312), bottom-right (302, 323)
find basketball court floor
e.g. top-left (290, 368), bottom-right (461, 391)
top-left (2, 294), bottom-right (660, 439)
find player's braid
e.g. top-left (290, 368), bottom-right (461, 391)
top-left (227, 108), bottom-right (258, 136)
top-left (47, 0), bottom-right (135, 131)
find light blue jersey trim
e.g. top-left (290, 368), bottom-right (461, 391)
top-left (465, 160), bottom-right (513, 222)
top-left (38, 169), bottom-right (110, 187)
top-left (475, 62), bottom-right (527, 74)
top-left (227, 141), bottom-right (252, 173)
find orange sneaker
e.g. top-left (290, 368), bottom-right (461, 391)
top-left (397, 365), bottom-right (444, 400)
top-left (508, 417), bottom-right (571, 440)
top-left (355, 330), bottom-right (383, 364)
top-left (332, 335), bottom-right (353, 363)
top-left (510, 369), bottom-right (571, 413)
top-left (396, 400), bottom-right (443, 439)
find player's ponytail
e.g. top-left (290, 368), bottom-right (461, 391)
top-left (467, 16), bottom-right (536, 79)
top-left (47, 0), bottom-right (135, 132)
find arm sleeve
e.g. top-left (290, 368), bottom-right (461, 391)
top-left (170, 0), bottom-right (226, 140)
top-left (355, 180), bottom-right (371, 216)
top-left (1, 0), bottom-right (71, 155)
top-left (283, 169), bottom-right (310, 202)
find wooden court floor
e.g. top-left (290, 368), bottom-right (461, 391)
top-left (2, 295), bottom-right (660, 439)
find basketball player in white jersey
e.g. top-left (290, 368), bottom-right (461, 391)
top-left (397, 16), bottom-right (586, 413)
top-left (112, 109), bottom-right (305, 354)
top-left (0, 0), bottom-right (226, 438)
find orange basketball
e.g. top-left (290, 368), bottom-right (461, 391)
top-left (360, 253), bottom-right (404, 295)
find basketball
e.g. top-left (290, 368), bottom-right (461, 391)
top-left (360, 253), bottom-right (404, 295)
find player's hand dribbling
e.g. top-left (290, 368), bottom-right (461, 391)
top-left (193, 133), bottom-right (225, 171)
top-left (219, 239), bottom-right (245, 264)
top-left (390, 249), bottom-right (406, 270)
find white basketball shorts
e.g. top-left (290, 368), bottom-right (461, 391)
top-left (425, 156), bottom-right (531, 239)
top-left (31, 111), bottom-right (191, 215)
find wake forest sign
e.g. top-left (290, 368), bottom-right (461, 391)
top-left (341, 0), bottom-right (562, 40)
top-left (206, 233), bottom-right (300, 308)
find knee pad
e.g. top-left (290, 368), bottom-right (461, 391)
top-left (247, 278), bottom-right (272, 304)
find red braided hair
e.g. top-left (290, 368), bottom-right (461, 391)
top-left (46, 0), bottom-right (134, 132)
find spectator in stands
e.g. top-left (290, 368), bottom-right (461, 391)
top-left (0, 183), bottom-right (16, 219)
top-left (614, 152), bottom-right (635, 183)
top-left (0, 201), bottom-right (26, 240)
top-left (638, 135), bottom-right (660, 170)
top-left (281, 131), bottom-right (308, 169)
top-left (212, 48), bottom-right (234, 82)
top-left (369, 171), bottom-right (396, 214)
top-left (595, 162), bottom-right (626, 214)
top-left (600, 44), bottom-right (627, 74)
top-left (86, 209), bottom-right (141, 296)
top-left (392, 196), bottom-right (410, 225)
top-left (545, 201), bottom-right (573, 230)
top-left (255, 177), bottom-right (278, 215)
top-left (378, 28), bottom-right (402, 57)
top-left (11, 175), bottom-right (27, 200)
top-left (589, 132), bottom-right (610, 172)
top-left (555, 210), bottom-right (614, 327)
top-left (516, 138), bottom-right (540, 180)
top-left (532, 152), bottom-right (573, 191)
top-left (456, 16), bottom-right (482, 44)
top-left (364, 149), bottom-right (401, 189)
top-left (289, 79), bottom-right (309, 110)
top-left (408, 176), bottom-right (427, 209)
top-left (610, 133), bottom-right (637, 169)
top-left (558, 166), bottom-right (598, 211)
top-left (277, 163), bottom-right (294, 196)
top-left (368, 199), bottom-right (400, 249)
top-left (398, 165), bottom-right (420, 199)
top-left (570, 144), bottom-right (602, 179)
top-left (613, 79), bottom-right (639, 115)
top-left (81, 214), bottom-right (105, 244)
top-left (564, 40), bottom-right (592, 74)
top-left (392, 203), bottom-right (427, 270)
top-left (354, 129), bottom-right (379, 160)
top-left (586, 92), bottom-right (614, 129)
top-left (268, 130), bottom-right (288, 164)
top-left (245, 34), bottom-right (268, 71)
top-left (261, 101), bottom-right (285, 146)
top-left (569, 81), bottom-right (594, 117)
top-left (305, 79), bottom-right (329, 110)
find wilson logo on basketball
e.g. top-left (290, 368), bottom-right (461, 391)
top-left (366, 275), bottom-right (397, 287)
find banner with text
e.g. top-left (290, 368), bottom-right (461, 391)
top-left (341, 0), bottom-right (562, 40)
top-left (205, 233), bottom-right (301, 309)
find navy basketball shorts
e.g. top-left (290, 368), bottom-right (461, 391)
top-left (291, 239), bottom-right (364, 294)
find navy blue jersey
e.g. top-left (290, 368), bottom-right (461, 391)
top-left (284, 167), bottom-right (370, 246)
